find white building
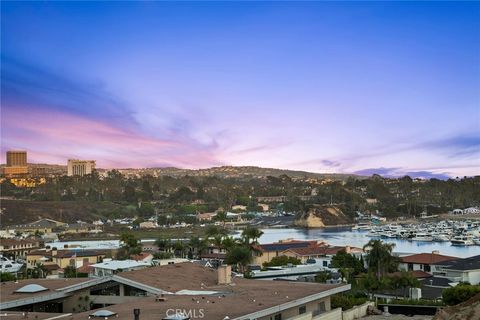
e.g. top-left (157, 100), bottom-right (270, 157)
top-left (91, 259), bottom-right (150, 277)
top-left (67, 159), bottom-right (96, 176)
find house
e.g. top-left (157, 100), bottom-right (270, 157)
top-left (399, 252), bottom-right (459, 274)
top-left (436, 255), bottom-right (480, 285)
top-left (13, 219), bottom-right (67, 234)
top-left (196, 212), bottom-right (216, 221)
top-left (139, 221), bottom-right (157, 229)
top-left (257, 203), bottom-right (269, 211)
top-left (0, 238), bottom-right (42, 260)
top-left (282, 245), bottom-right (363, 264)
top-left (26, 248), bottom-right (106, 270)
top-left (62, 222), bottom-right (101, 234)
top-left (252, 239), bottom-right (325, 265)
top-left (231, 205), bottom-right (247, 211)
top-left (130, 252), bottom-right (154, 263)
top-left (0, 262), bottom-right (351, 320)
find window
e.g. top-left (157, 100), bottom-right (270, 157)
top-left (318, 301), bottom-right (326, 312)
top-left (424, 264), bottom-right (431, 272)
top-left (408, 263), bottom-right (413, 271)
top-left (274, 314), bottom-right (282, 320)
top-left (323, 261), bottom-right (328, 267)
top-left (299, 306), bottom-right (306, 314)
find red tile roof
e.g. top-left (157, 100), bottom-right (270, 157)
top-left (401, 253), bottom-right (458, 265)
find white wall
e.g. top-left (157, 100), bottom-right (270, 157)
top-left (465, 270), bottom-right (480, 285)
top-left (313, 308), bottom-right (342, 320)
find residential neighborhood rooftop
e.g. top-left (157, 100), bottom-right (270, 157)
top-left (442, 255), bottom-right (480, 271)
top-left (400, 253), bottom-right (459, 265)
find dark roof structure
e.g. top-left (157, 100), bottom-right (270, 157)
top-left (442, 255), bottom-right (480, 271)
top-left (256, 240), bottom-right (317, 252)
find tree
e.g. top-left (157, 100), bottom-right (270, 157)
top-left (390, 271), bottom-right (420, 298)
top-left (331, 250), bottom-right (364, 277)
top-left (117, 233), bottom-right (142, 259)
top-left (263, 256), bottom-right (301, 268)
top-left (141, 180), bottom-right (153, 200)
top-left (123, 184), bottom-right (137, 203)
top-left (315, 271), bottom-right (331, 283)
top-left (363, 240), bottom-right (398, 277)
top-left (241, 226), bottom-right (264, 245)
top-left (31, 262), bottom-right (47, 279)
top-left (215, 211), bottom-right (227, 227)
top-left (225, 245), bottom-right (252, 273)
top-left (189, 236), bottom-right (208, 258)
top-left (1, 272), bottom-right (16, 282)
top-left (63, 265), bottom-right (77, 278)
top-left (442, 284), bottom-right (480, 305)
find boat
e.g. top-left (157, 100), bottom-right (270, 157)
top-left (412, 233), bottom-right (433, 242)
top-left (473, 238), bottom-right (480, 245)
top-left (352, 223), bottom-right (371, 231)
top-left (450, 235), bottom-right (474, 246)
top-left (433, 234), bottom-right (451, 242)
top-left (0, 256), bottom-right (24, 273)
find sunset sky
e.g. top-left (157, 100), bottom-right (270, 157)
top-left (1, 2), bottom-right (479, 178)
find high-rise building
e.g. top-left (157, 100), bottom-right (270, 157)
top-left (7, 151), bottom-right (27, 167)
top-left (3, 150), bottom-right (28, 176)
top-left (67, 159), bottom-right (96, 176)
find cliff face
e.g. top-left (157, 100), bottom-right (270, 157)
top-left (294, 205), bottom-right (352, 228)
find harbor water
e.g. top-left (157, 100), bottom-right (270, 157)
top-left (48, 227), bottom-right (479, 258)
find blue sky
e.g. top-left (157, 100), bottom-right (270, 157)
top-left (1, 1), bottom-right (479, 178)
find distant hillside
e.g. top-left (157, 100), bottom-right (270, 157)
top-left (0, 199), bottom-right (125, 226)
top-left (0, 163), bottom-right (364, 180)
top-left (118, 166), bottom-right (365, 180)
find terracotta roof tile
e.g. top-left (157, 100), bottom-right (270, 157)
top-left (401, 253), bottom-right (458, 265)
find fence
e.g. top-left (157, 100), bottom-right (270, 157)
top-left (341, 302), bottom-right (375, 320)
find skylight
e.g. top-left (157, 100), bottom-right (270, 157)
top-left (15, 284), bottom-right (49, 293)
top-left (89, 310), bottom-right (118, 318)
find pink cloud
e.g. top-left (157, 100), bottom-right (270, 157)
top-left (1, 104), bottom-right (223, 168)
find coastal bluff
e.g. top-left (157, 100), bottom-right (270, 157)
top-left (294, 205), bottom-right (351, 228)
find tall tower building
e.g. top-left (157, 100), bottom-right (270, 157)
top-left (3, 150), bottom-right (28, 176)
top-left (67, 159), bottom-right (96, 176)
top-left (7, 151), bottom-right (27, 167)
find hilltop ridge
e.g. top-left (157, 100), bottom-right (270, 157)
top-left (1, 163), bottom-right (365, 180)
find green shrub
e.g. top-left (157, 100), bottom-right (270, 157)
top-left (442, 284), bottom-right (480, 306)
top-left (331, 294), bottom-right (368, 311)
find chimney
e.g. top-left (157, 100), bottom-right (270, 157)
top-left (432, 250), bottom-right (439, 255)
top-left (217, 265), bottom-right (231, 285)
top-left (345, 246), bottom-right (351, 254)
top-left (133, 308), bottom-right (140, 320)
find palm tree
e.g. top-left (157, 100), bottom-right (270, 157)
top-left (241, 226), bottom-right (264, 245)
top-left (363, 240), bottom-right (397, 277)
top-left (32, 263), bottom-right (47, 279)
top-left (225, 245), bottom-right (252, 274)
top-left (216, 211), bottom-right (227, 227)
top-left (188, 236), bottom-right (208, 258)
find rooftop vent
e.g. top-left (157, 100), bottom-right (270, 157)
top-left (89, 310), bottom-right (118, 319)
top-left (15, 284), bottom-right (48, 293)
